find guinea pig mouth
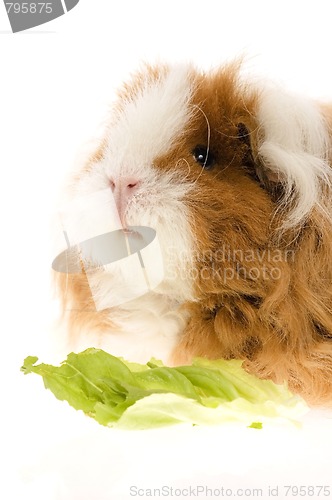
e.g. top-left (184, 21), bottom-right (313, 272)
top-left (121, 226), bottom-right (153, 245)
top-left (52, 226), bottom-right (156, 274)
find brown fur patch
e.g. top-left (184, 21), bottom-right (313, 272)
top-left (164, 65), bottom-right (332, 406)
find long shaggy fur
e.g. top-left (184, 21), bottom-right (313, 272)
top-left (55, 61), bottom-right (332, 406)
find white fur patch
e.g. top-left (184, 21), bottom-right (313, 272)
top-left (65, 293), bottom-right (190, 364)
top-left (104, 65), bottom-right (195, 180)
top-left (257, 86), bottom-right (332, 228)
top-left (71, 66), bottom-right (198, 302)
top-left (62, 66), bottom-right (198, 362)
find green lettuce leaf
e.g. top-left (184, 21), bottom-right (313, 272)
top-left (21, 349), bottom-right (308, 429)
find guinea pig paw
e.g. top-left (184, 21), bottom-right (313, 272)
top-left (168, 345), bottom-right (193, 366)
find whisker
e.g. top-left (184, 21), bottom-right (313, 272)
top-left (191, 104), bottom-right (211, 186)
top-left (175, 157), bottom-right (191, 179)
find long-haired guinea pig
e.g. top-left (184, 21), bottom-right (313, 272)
top-left (55, 61), bottom-right (332, 406)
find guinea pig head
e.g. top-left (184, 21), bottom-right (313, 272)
top-left (72, 62), bottom-right (332, 305)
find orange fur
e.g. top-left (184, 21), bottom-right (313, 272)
top-left (167, 67), bottom-right (332, 406)
top-left (54, 270), bottom-right (115, 344)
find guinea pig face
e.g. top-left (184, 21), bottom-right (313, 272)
top-left (71, 62), bottom-right (330, 304)
top-left (72, 64), bottom-right (278, 301)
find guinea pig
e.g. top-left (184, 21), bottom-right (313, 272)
top-left (55, 60), bottom-right (332, 406)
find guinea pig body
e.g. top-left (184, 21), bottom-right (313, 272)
top-left (57, 61), bottom-right (332, 405)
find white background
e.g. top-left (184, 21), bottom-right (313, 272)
top-left (1, 1), bottom-right (332, 499)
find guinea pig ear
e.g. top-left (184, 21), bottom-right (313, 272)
top-left (241, 87), bottom-right (332, 230)
top-left (237, 122), bottom-right (251, 148)
top-left (236, 122), bottom-right (281, 194)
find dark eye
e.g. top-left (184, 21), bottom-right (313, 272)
top-left (192, 145), bottom-right (215, 170)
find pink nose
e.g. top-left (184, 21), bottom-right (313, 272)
top-left (110, 176), bottom-right (140, 223)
